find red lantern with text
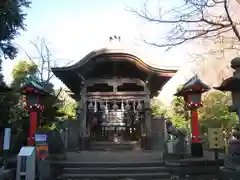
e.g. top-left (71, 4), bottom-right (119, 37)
top-left (21, 83), bottom-right (47, 146)
top-left (175, 76), bottom-right (209, 157)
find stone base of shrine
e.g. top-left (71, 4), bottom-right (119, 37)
top-left (78, 137), bottom-right (91, 150)
top-left (140, 135), bottom-right (164, 150)
top-left (140, 136), bottom-right (149, 149)
top-left (140, 136), bottom-right (152, 150)
top-left (191, 142), bottom-right (203, 157)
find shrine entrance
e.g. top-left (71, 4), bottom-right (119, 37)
top-left (52, 48), bottom-right (177, 150)
top-left (87, 99), bottom-right (144, 142)
top-left (85, 80), bottom-right (148, 144)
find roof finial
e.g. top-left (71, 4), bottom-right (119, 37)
top-left (109, 35), bottom-right (121, 42)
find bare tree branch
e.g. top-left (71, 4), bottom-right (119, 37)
top-left (16, 38), bottom-right (63, 86)
top-left (223, 0), bottom-right (240, 41)
top-left (30, 40), bottom-right (45, 82)
top-left (14, 43), bottom-right (42, 76)
top-left (130, 0), bottom-right (240, 49)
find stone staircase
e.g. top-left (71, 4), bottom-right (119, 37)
top-left (57, 160), bottom-right (170, 180)
top-left (89, 141), bottom-right (139, 151)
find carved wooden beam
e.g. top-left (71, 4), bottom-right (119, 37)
top-left (85, 78), bottom-right (145, 86)
top-left (85, 91), bottom-right (147, 96)
top-left (86, 96), bottom-right (146, 101)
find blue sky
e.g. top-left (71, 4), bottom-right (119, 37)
top-left (3, 0), bottom-right (195, 104)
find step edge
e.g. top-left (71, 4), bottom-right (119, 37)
top-left (63, 166), bottom-right (167, 170)
top-left (60, 172), bottom-right (170, 177)
top-left (50, 160), bottom-right (164, 164)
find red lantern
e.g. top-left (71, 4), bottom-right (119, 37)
top-left (174, 76), bottom-right (209, 157)
top-left (21, 81), bottom-right (49, 146)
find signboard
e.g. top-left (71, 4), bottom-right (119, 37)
top-left (3, 128), bottom-right (11, 150)
top-left (208, 128), bottom-right (224, 149)
top-left (35, 134), bottom-right (47, 143)
top-left (35, 133), bottom-right (48, 159)
top-left (36, 145), bottom-right (49, 160)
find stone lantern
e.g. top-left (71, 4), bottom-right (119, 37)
top-left (214, 57), bottom-right (240, 179)
top-left (175, 76), bottom-right (209, 157)
top-left (21, 76), bottom-right (49, 145)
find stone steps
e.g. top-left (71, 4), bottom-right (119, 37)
top-left (89, 141), bottom-right (139, 151)
top-left (57, 160), bottom-right (170, 180)
top-left (63, 166), bottom-right (167, 174)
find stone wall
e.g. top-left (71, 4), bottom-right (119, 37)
top-left (151, 116), bottom-right (165, 150)
top-left (66, 120), bottom-right (80, 151)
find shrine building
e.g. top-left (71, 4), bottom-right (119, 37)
top-left (52, 48), bottom-right (178, 150)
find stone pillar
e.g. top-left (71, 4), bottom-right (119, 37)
top-left (78, 86), bottom-right (90, 150)
top-left (151, 116), bottom-right (165, 151)
top-left (143, 97), bottom-right (152, 149)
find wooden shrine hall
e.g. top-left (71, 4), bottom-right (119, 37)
top-left (52, 48), bottom-right (177, 150)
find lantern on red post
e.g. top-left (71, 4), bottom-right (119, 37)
top-left (21, 76), bottom-right (49, 146)
top-left (175, 76), bottom-right (209, 157)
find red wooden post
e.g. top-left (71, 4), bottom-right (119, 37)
top-left (190, 109), bottom-right (201, 143)
top-left (28, 111), bottom-right (38, 145)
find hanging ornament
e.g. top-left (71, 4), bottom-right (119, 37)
top-left (137, 100), bottom-right (143, 111)
top-left (100, 101), bottom-right (105, 111)
top-left (112, 100), bottom-right (119, 110)
top-left (88, 100), bottom-right (94, 111)
top-left (105, 100), bottom-right (108, 114)
top-left (125, 100), bottom-right (131, 111)
top-left (133, 100), bottom-right (136, 112)
top-left (121, 100), bottom-right (124, 111)
top-left (94, 99), bottom-right (97, 112)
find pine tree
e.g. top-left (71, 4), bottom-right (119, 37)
top-left (0, 0), bottom-right (31, 60)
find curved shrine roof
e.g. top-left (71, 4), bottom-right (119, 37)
top-left (52, 48), bottom-right (178, 96)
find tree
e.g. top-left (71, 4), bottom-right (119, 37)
top-left (167, 96), bottom-right (189, 129)
top-left (198, 90), bottom-right (237, 137)
top-left (0, 0), bottom-right (31, 59)
top-left (132, 0), bottom-right (240, 50)
top-left (11, 60), bottom-right (37, 87)
top-left (0, 0), bottom-right (31, 131)
top-left (58, 101), bottom-right (77, 119)
top-left (150, 99), bottom-right (167, 117)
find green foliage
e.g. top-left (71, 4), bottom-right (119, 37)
top-left (0, 0), bottom-right (31, 130)
top-left (167, 89), bottom-right (237, 139)
top-left (176, 85), bottom-right (184, 92)
top-left (150, 99), bottom-right (166, 117)
top-left (171, 96), bottom-right (185, 115)
top-left (0, 0), bottom-right (31, 59)
top-left (58, 101), bottom-right (77, 119)
top-left (199, 91), bottom-right (237, 134)
top-left (11, 60), bottom-right (37, 87)
top-left (168, 96), bottom-right (188, 129)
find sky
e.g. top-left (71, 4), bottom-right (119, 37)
top-left (3, 0), bottom-right (196, 105)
